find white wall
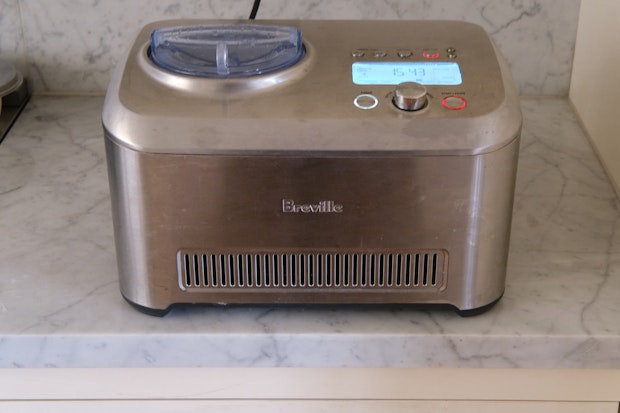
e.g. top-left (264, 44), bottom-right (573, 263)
top-left (569, 0), bottom-right (620, 196)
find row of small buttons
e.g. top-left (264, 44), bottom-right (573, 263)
top-left (352, 48), bottom-right (458, 59)
top-left (354, 93), bottom-right (467, 111)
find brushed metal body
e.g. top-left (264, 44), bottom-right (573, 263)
top-left (103, 20), bottom-right (522, 315)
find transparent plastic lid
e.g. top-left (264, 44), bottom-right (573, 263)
top-left (149, 24), bottom-right (304, 78)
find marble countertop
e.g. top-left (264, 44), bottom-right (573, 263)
top-left (0, 96), bottom-right (619, 368)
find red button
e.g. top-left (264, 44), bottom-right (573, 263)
top-left (422, 50), bottom-right (440, 59)
top-left (441, 95), bottom-right (467, 110)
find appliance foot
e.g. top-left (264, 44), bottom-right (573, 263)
top-left (123, 297), bottom-right (171, 317)
top-left (455, 293), bottom-right (503, 317)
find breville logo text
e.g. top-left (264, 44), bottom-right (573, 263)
top-left (282, 199), bottom-right (343, 214)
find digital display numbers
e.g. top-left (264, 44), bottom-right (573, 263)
top-left (352, 62), bottom-right (463, 86)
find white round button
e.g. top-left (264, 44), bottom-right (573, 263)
top-left (354, 94), bottom-right (379, 110)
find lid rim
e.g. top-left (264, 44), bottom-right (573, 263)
top-left (149, 23), bottom-right (305, 79)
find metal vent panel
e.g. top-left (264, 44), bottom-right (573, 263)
top-left (178, 249), bottom-right (447, 292)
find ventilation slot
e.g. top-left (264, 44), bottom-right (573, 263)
top-left (178, 249), bottom-right (447, 291)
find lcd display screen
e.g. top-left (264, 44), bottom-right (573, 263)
top-left (352, 61), bottom-right (462, 85)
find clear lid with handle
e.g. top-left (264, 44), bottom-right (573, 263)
top-left (149, 24), bottom-right (304, 78)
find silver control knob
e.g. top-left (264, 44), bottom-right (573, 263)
top-left (392, 82), bottom-right (428, 111)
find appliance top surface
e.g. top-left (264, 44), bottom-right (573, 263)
top-left (103, 20), bottom-right (522, 155)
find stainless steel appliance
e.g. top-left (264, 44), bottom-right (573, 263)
top-left (102, 20), bottom-right (522, 316)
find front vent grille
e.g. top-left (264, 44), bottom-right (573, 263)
top-left (178, 249), bottom-right (447, 291)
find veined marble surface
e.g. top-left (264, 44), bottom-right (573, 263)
top-left (0, 96), bottom-right (619, 368)
top-left (2, 0), bottom-right (580, 95)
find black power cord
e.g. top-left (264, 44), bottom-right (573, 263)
top-left (249, 0), bottom-right (261, 19)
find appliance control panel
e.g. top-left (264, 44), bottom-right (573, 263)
top-left (346, 37), bottom-right (502, 118)
top-left (350, 50), bottom-right (464, 112)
